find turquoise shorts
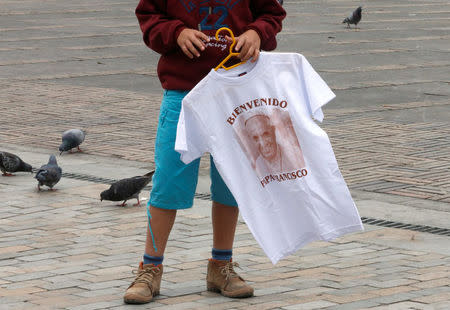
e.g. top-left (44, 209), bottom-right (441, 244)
top-left (149, 90), bottom-right (237, 210)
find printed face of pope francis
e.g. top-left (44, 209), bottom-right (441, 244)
top-left (245, 115), bottom-right (278, 161)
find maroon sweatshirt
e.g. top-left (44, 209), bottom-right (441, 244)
top-left (135, 0), bottom-right (286, 90)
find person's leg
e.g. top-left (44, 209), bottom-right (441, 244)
top-left (212, 201), bottom-right (238, 250)
top-left (124, 90), bottom-right (198, 304)
top-left (207, 158), bottom-right (253, 298)
top-left (123, 207), bottom-right (175, 304)
top-left (142, 89), bottom-right (196, 259)
top-left (210, 157), bottom-right (239, 253)
top-left (145, 206), bottom-right (177, 257)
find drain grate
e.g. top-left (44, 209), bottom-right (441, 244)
top-left (361, 217), bottom-right (450, 236)
top-left (195, 193), bottom-right (212, 200)
top-left (32, 168), bottom-right (118, 186)
top-left (63, 172), bottom-right (118, 185)
top-left (48, 169), bottom-right (450, 237)
top-left (56, 170), bottom-right (211, 197)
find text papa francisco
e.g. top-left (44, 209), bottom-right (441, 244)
top-left (227, 97), bottom-right (287, 125)
top-left (261, 169), bottom-right (308, 188)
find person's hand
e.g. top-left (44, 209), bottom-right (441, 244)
top-left (177, 28), bottom-right (210, 59)
top-left (227, 29), bottom-right (261, 62)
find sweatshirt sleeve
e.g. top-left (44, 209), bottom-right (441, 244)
top-left (246, 0), bottom-right (286, 51)
top-left (135, 0), bottom-right (186, 55)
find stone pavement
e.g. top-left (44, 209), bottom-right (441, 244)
top-left (1, 0), bottom-right (449, 203)
top-left (1, 0), bottom-right (450, 309)
top-left (0, 149), bottom-right (450, 310)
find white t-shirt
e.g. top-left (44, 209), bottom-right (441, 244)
top-left (176, 52), bottom-right (364, 264)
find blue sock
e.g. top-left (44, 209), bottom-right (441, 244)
top-left (143, 253), bottom-right (164, 266)
top-left (212, 248), bottom-right (232, 261)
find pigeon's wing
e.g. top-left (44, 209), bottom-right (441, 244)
top-left (45, 166), bottom-right (62, 185)
top-left (65, 129), bottom-right (85, 145)
top-left (343, 10), bottom-right (353, 24)
top-left (354, 8), bottom-right (362, 23)
top-left (109, 179), bottom-right (132, 200)
top-left (36, 164), bottom-right (62, 186)
top-left (35, 166), bottom-right (48, 182)
top-left (62, 130), bottom-right (82, 148)
top-left (61, 130), bottom-right (70, 140)
top-left (62, 133), bottom-right (77, 149)
top-left (110, 176), bottom-right (149, 200)
top-left (350, 7), bottom-right (362, 23)
top-left (130, 172), bottom-right (154, 195)
top-left (1, 152), bottom-right (21, 172)
top-left (110, 180), bottom-right (122, 195)
top-left (131, 175), bottom-right (152, 190)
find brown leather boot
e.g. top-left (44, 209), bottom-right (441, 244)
top-left (206, 259), bottom-right (254, 298)
top-left (123, 262), bottom-right (163, 304)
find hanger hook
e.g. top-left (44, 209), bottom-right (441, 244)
top-left (215, 27), bottom-right (237, 55)
top-left (213, 27), bottom-right (245, 71)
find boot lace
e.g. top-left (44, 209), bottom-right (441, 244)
top-left (131, 266), bottom-right (160, 286)
top-left (220, 261), bottom-right (240, 280)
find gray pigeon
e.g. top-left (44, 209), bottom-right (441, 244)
top-left (0, 151), bottom-right (33, 176)
top-left (35, 155), bottom-right (62, 191)
top-left (59, 129), bottom-right (85, 154)
top-left (100, 171), bottom-right (155, 207)
top-left (343, 6), bottom-right (362, 28)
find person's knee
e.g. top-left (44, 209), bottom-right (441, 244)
top-left (150, 205), bottom-right (177, 217)
top-left (212, 201), bottom-right (238, 211)
top-left (212, 201), bottom-right (228, 207)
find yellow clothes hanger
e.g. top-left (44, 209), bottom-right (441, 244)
top-left (214, 27), bottom-right (246, 71)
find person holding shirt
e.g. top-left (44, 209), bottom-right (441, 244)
top-left (124, 0), bottom-right (285, 304)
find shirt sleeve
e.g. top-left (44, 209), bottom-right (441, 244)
top-left (246, 0), bottom-right (286, 51)
top-left (175, 100), bottom-right (209, 164)
top-left (297, 54), bottom-right (336, 122)
top-left (135, 0), bottom-right (186, 55)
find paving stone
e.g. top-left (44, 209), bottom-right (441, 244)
top-left (74, 287), bottom-right (123, 298)
top-left (195, 300), bottom-right (249, 310)
top-left (366, 292), bottom-right (426, 305)
top-left (255, 285), bottom-right (297, 296)
top-left (411, 277), bottom-right (450, 289)
top-left (1, 0), bottom-right (450, 309)
top-left (67, 299), bottom-right (125, 310)
top-left (158, 294), bottom-right (204, 305)
top-left (322, 291), bottom-right (380, 304)
top-left (370, 285), bottom-right (420, 297)
top-left (411, 291), bottom-right (450, 303)
top-left (3, 271), bottom-right (56, 283)
top-left (433, 301), bottom-right (450, 310)
top-left (368, 278), bottom-right (419, 289)
top-left (282, 300), bottom-right (338, 309)
top-left (240, 300), bottom-right (291, 310)
top-left (322, 299), bottom-right (381, 310)
top-left (366, 301), bottom-right (436, 309)
top-left (161, 285), bottom-right (205, 297)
